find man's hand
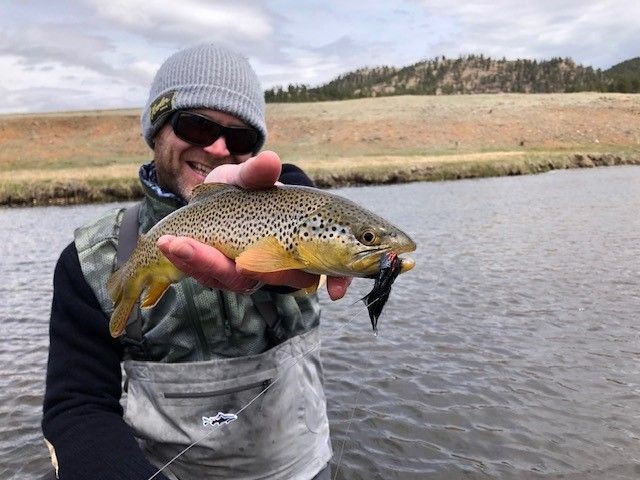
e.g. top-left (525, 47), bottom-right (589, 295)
top-left (156, 151), bottom-right (352, 300)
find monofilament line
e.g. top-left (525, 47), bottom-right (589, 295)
top-left (147, 297), bottom-right (383, 480)
top-left (332, 384), bottom-right (363, 480)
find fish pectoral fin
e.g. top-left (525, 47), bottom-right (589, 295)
top-left (140, 279), bottom-right (172, 308)
top-left (236, 236), bottom-right (307, 273)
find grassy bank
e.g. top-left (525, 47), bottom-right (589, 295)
top-left (1, 93), bottom-right (639, 206)
top-left (2, 150), bottom-right (638, 206)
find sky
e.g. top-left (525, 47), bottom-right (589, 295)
top-left (1, 0), bottom-right (638, 114)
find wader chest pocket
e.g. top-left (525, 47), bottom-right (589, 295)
top-left (163, 379), bottom-right (272, 399)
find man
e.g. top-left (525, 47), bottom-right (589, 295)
top-left (42, 43), bottom-right (350, 480)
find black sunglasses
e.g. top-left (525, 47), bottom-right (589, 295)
top-left (170, 110), bottom-right (259, 154)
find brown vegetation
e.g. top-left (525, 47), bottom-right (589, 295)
top-left (1, 93), bottom-right (639, 206)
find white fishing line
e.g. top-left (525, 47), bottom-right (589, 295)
top-left (332, 384), bottom-right (363, 480)
top-left (147, 297), bottom-right (383, 480)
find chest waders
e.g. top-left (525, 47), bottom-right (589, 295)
top-left (74, 200), bottom-right (332, 480)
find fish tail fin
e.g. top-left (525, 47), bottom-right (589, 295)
top-left (106, 266), bottom-right (125, 305)
top-left (107, 265), bottom-right (144, 338)
top-left (108, 254), bottom-right (184, 338)
top-left (108, 277), bottom-right (172, 338)
top-left (109, 292), bottom-right (138, 338)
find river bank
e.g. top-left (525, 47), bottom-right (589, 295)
top-left (1, 93), bottom-right (638, 206)
top-left (1, 151), bottom-right (637, 206)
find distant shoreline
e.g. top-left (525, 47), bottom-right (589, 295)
top-left (2, 152), bottom-right (638, 207)
top-left (2, 93), bottom-right (638, 207)
top-left (310, 152), bottom-right (640, 188)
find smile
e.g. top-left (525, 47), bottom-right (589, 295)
top-left (187, 161), bottom-right (213, 177)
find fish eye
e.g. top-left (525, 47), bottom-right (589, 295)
top-left (358, 228), bottom-right (378, 246)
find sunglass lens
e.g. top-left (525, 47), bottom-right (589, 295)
top-left (174, 113), bottom-right (220, 146)
top-left (225, 128), bottom-right (259, 154)
top-left (173, 111), bottom-right (259, 153)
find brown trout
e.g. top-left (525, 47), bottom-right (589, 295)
top-left (107, 183), bottom-right (416, 338)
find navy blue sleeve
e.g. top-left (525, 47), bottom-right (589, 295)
top-left (42, 242), bottom-right (169, 480)
top-left (279, 163), bottom-right (315, 187)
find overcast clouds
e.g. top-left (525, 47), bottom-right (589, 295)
top-left (1, 0), bottom-right (638, 114)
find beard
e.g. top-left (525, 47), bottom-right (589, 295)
top-left (152, 127), bottom-right (240, 201)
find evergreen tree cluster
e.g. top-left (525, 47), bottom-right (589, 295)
top-left (604, 57), bottom-right (640, 93)
top-left (264, 55), bottom-right (640, 102)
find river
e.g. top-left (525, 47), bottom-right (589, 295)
top-left (1, 166), bottom-right (639, 479)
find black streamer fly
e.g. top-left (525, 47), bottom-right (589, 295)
top-left (362, 252), bottom-right (403, 334)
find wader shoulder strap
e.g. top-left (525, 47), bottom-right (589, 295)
top-left (116, 203), bottom-right (141, 269)
top-left (116, 203), bottom-right (146, 351)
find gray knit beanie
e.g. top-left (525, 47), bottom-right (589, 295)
top-left (141, 43), bottom-right (266, 152)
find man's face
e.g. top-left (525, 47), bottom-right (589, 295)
top-left (152, 109), bottom-right (253, 200)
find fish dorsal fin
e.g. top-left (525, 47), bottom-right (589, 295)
top-left (190, 183), bottom-right (237, 203)
top-left (236, 236), bottom-right (307, 273)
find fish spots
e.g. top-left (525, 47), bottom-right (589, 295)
top-left (135, 183), bottom-right (414, 279)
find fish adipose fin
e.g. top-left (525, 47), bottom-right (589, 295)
top-left (236, 236), bottom-right (307, 273)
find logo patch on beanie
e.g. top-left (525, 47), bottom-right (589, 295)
top-left (150, 90), bottom-right (176, 125)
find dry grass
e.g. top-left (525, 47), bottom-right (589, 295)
top-left (1, 93), bottom-right (639, 205)
top-left (265, 93), bottom-right (640, 159)
top-left (0, 163), bottom-right (139, 182)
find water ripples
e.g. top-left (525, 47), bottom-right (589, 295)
top-left (2, 169), bottom-right (640, 478)
top-left (321, 167), bottom-right (640, 479)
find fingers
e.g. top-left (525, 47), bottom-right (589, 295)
top-left (238, 267), bottom-right (319, 290)
top-left (327, 276), bottom-right (353, 301)
top-left (205, 151), bottom-right (282, 189)
top-left (164, 152), bottom-right (354, 297)
top-left (238, 151), bottom-right (282, 189)
top-left (157, 235), bottom-right (259, 293)
top-left (157, 236), bottom-right (354, 299)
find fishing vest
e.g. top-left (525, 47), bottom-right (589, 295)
top-left (73, 183), bottom-right (332, 479)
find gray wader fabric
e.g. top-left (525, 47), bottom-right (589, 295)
top-left (124, 327), bottom-right (332, 480)
top-left (74, 196), bottom-right (332, 479)
top-left (40, 466), bottom-right (330, 480)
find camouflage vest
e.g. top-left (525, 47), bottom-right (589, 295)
top-left (74, 182), bottom-right (322, 362)
top-left (73, 182), bottom-right (332, 479)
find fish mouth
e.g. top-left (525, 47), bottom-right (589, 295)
top-left (400, 256), bottom-right (415, 273)
top-left (349, 246), bottom-right (415, 277)
top-left (395, 237), bottom-right (416, 273)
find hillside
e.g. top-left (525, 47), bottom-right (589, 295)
top-left (265, 55), bottom-right (640, 102)
top-left (605, 57), bottom-right (640, 93)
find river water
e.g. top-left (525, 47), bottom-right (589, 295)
top-left (1, 166), bottom-right (639, 479)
